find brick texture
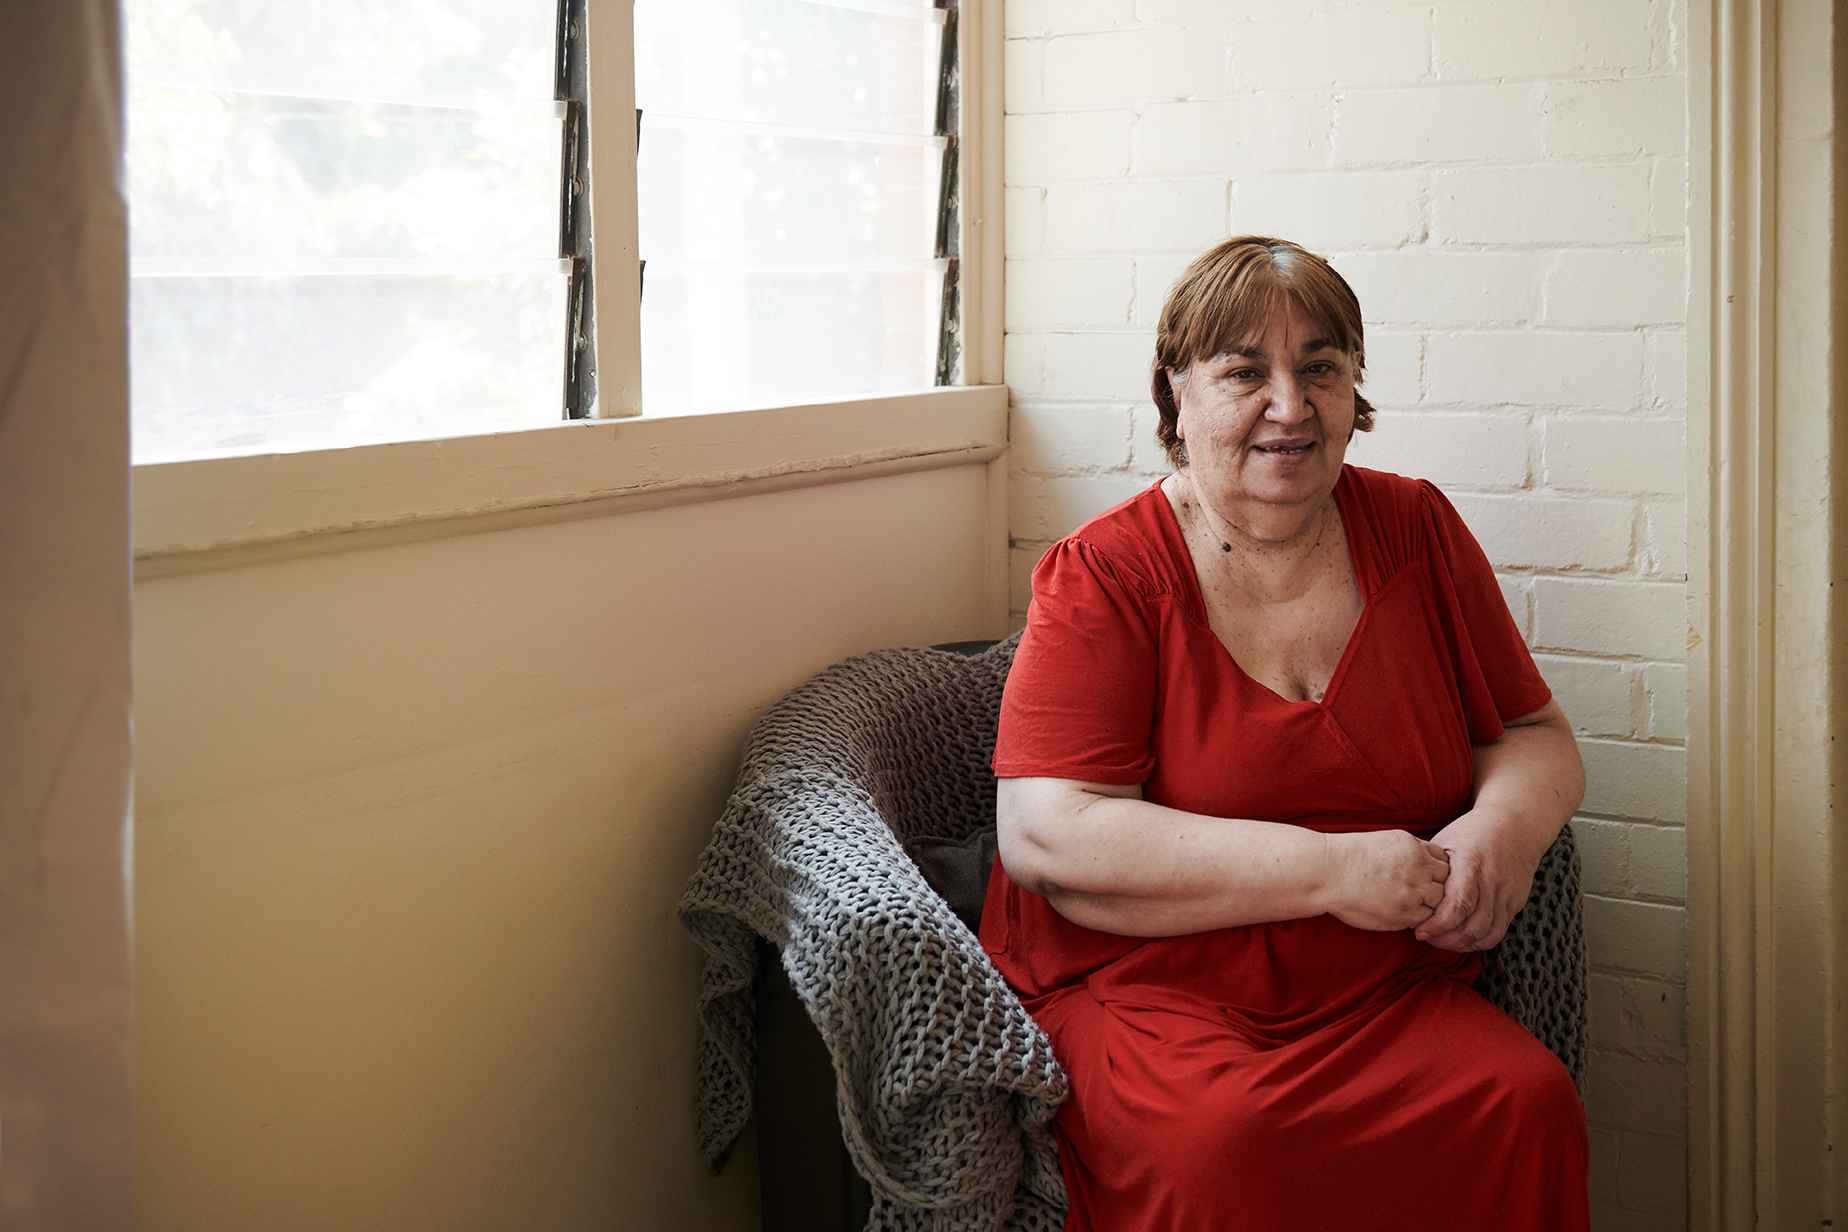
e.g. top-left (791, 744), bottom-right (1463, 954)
top-left (1003, 0), bottom-right (1688, 1214)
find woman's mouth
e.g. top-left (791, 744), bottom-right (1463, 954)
top-left (1255, 442), bottom-right (1313, 455)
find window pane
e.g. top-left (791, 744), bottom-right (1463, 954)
top-left (634, 0), bottom-right (944, 136)
top-left (126, 0), bottom-right (565, 462)
top-left (130, 88), bottom-right (561, 261)
top-left (127, 0), bottom-right (556, 104)
top-left (642, 266), bottom-right (945, 414)
top-left (634, 0), bottom-right (951, 415)
top-left (638, 124), bottom-right (944, 265)
top-left (131, 272), bottom-right (568, 461)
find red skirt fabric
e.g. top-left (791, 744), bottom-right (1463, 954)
top-left (989, 861), bottom-right (1589, 1231)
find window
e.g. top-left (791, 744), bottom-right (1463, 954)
top-left (127, 0), bottom-right (967, 462)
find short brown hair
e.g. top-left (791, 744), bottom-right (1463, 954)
top-left (1150, 236), bottom-right (1375, 468)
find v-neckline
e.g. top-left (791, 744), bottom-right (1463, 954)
top-left (1154, 470), bottom-right (1374, 709)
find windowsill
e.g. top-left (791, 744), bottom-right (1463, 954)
top-left (132, 385), bottom-right (1009, 579)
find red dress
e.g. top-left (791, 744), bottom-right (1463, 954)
top-left (982, 466), bottom-right (1590, 1231)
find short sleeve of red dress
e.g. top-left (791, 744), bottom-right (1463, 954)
top-left (991, 536), bottom-right (1164, 785)
top-left (1407, 477), bottom-right (1552, 733)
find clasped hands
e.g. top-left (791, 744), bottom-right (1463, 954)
top-left (1324, 811), bottom-right (1535, 952)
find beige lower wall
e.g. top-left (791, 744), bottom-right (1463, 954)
top-left (134, 461), bottom-right (1003, 1231)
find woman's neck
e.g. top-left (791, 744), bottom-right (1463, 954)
top-left (1166, 473), bottom-right (1342, 603)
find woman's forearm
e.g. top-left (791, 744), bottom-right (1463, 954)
top-left (997, 777), bottom-right (1449, 937)
top-left (1465, 705), bottom-right (1585, 860)
top-left (998, 781), bottom-right (1327, 935)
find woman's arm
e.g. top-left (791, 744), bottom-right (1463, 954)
top-left (996, 777), bottom-right (1452, 937)
top-left (1414, 699), bottom-right (1585, 952)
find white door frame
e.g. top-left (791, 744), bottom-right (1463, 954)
top-left (1685, 0), bottom-right (1843, 1223)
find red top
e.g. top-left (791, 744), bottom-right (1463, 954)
top-left (989, 464), bottom-right (1552, 996)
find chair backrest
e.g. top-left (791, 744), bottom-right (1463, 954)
top-left (734, 637), bottom-right (1018, 848)
top-left (1475, 826), bottom-right (1590, 1096)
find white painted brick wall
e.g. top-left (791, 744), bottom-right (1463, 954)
top-left (1137, 96), bottom-right (1333, 175)
top-left (1043, 28), bottom-right (1226, 106)
top-left (1543, 417), bottom-right (1688, 495)
top-left (1431, 166), bottom-right (1655, 244)
top-left (1542, 77), bottom-right (1687, 159)
top-left (1446, 492), bottom-right (1636, 572)
top-left (1232, 11), bottom-right (1432, 90)
top-left (1534, 579), bottom-right (1687, 661)
top-left (1433, 0), bottom-right (1656, 79)
top-left (1333, 85), bottom-right (1543, 165)
top-left (1426, 331), bottom-right (1646, 408)
top-left (1544, 249), bottom-right (1688, 327)
top-left (1006, 111), bottom-right (1133, 182)
top-left (1045, 179), bottom-right (1228, 251)
top-left (1337, 249), bottom-right (1547, 327)
top-left (1232, 170), bottom-right (1426, 246)
top-left (1002, 0), bottom-right (1688, 1222)
top-left (1005, 258), bottom-right (1135, 328)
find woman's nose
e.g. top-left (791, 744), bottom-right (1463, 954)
top-left (1264, 377), bottom-right (1312, 423)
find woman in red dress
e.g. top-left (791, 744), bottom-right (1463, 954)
top-left (981, 236), bottom-right (1591, 1230)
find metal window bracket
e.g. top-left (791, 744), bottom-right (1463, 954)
top-left (557, 0), bottom-right (596, 418)
top-left (933, 3), bottom-right (961, 386)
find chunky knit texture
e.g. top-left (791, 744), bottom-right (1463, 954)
top-left (679, 636), bottom-right (1068, 1231)
top-left (1476, 822), bottom-right (1591, 1099)
top-left (679, 633), bottom-right (1588, 1230)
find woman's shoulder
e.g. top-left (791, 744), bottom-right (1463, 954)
top-left (1338, 464), bottom-right (1462, 536)
top-left (1337, 464), bottom-right (1481, 579)
top-left (1338, 463), bottom-right (1442, 510)
top-left (1044, 480), bottom-right (1189, 599)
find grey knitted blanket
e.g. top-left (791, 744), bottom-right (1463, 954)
top-left (679, 634), bottom-right (1588, 1231)
top-left (679, 636), bottom-right (1068, 1231)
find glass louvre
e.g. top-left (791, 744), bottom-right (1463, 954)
top-left (633, 0), bottom-right (944, 134)
top-left (126, 0), bottom-right (567, 461)
top-left (634, 0), bottom-right (951, 414)
top-left (637, 123), bottom-right (944, 265)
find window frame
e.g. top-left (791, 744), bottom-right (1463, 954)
top-left (130, 0), bottom-right (1006, 574)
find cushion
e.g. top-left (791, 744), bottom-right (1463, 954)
top-left (903, 824), bottom-right (998, 934)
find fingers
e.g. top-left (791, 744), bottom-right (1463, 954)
top-left (1418, 879), bottom-right (1513, 951)
top-left (1414, 860), bottom-right (1478, 944)
top-left (1402, 835), bottom-right (1452, 919)
top-left (1416, 840), bottom-right (1533, 950)
top-left (1419, 843), bottom-right (1450, 908)
top-left (1420, 810), bottom-right (1548, 951)
top-left (1325, 830), bottom-right (1460, 933)
top-left (1423, 910), bottom-right (1505, 952)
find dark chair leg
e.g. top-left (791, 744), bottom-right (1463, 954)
top-left (753, 940), bottom-right (875, 1231)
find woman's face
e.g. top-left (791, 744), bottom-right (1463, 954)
top-left (1168, 300), bottom-right (1358, 518)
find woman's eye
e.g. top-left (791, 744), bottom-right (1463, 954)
top-left (1228, 368), bottom-right (1261, 381)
